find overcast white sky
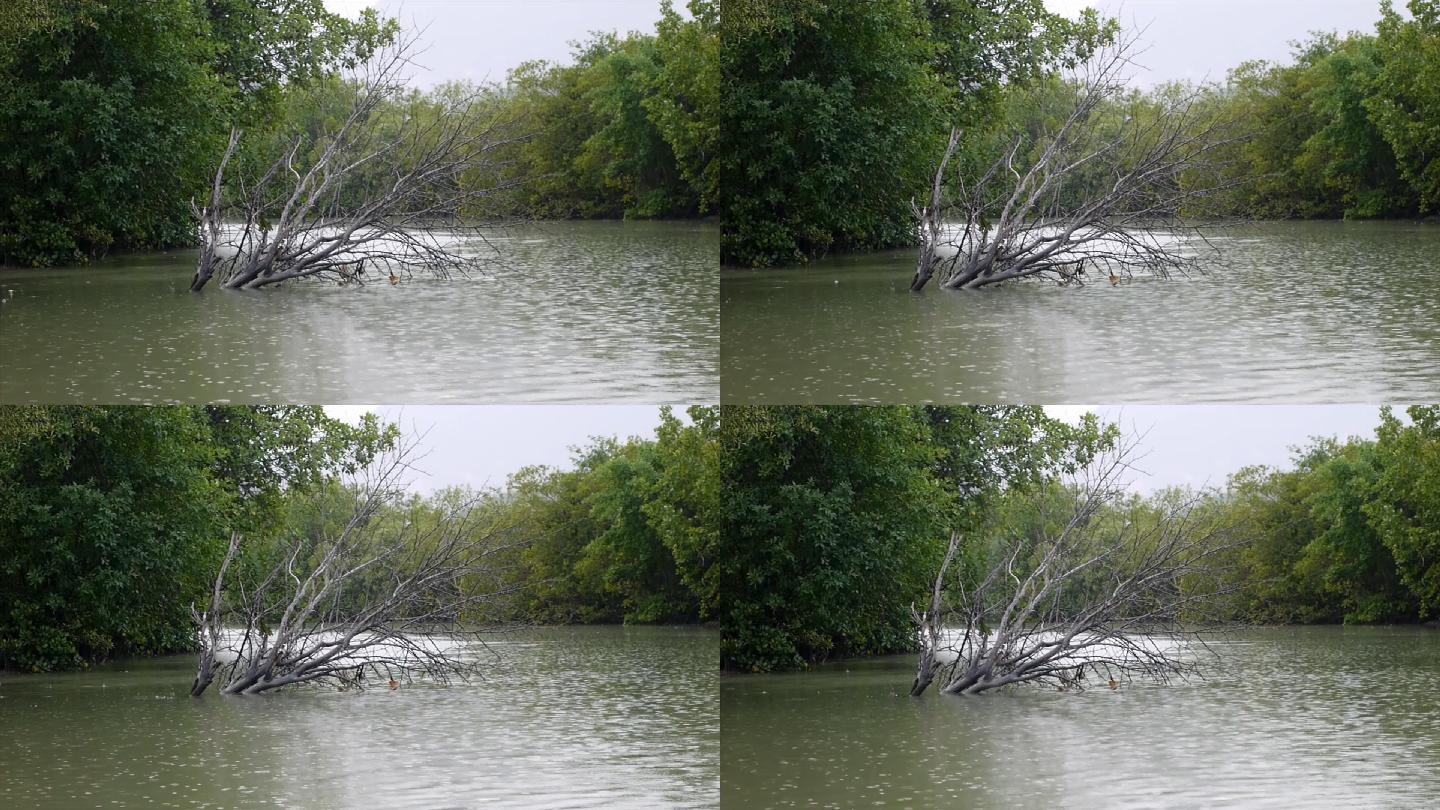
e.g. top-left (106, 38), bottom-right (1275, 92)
top-left (1047, 405), bottom-right (1388, 493)
top-left (322, 0), bottom-right (671, 85)
top-left (1044, 0), bottom-right (1390, 84)
top-left (326, 405), bottom-right (675, 492)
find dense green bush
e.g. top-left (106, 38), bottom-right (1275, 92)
top-left (494, 1), bottom-right (715, 219)
top-left (507, 407), bottom-right (716, 625)
top-left (1211, 408), bottom-right (1440, 625)
top-left (716, 405), bottom-right (1109, 672)
top-left (0, 1), bottom-right (710, 267)
top-left (717, 0), bottom-right (1111, 267)
top-left (0, 406), bottom-right (387, 671)
top-left (0, 0), bottom-right (392, 266)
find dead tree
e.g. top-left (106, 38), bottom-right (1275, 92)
top-left (911, 437), bottom-right (1240, 697)
top-left (911, 33), bottom-right (1250, 292)
top-left (190, 33), bottom-right (529, 291)
top-left (190, 438), bottom-right (526, 696)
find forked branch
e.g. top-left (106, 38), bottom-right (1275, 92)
top-left (191, 437), bottom-right (528, 696)
top-left (913, 31), bottom-right (1252, 291)
top-left (191, 32), bottom-right (530, 291)
top-left (912, 435), bottom-right (1241, 696)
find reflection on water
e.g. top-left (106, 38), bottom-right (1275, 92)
top-left (721, 626), bottom-right (1440, 809)
top-left (0, 626), bottom-right (718, 809)
top-left (0, 221), bottom-right (718, 403)
top-left (721, 221), bottom-right (1440, 403)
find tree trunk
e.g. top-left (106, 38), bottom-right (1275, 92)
top-left (190, 128), bottom-right (240, 293)
top-left (189, 660), bottom-right (216, 698)
top-left (910, 127), bottom-right (961, 293)
top-left (910, 531), bottom-right (962, 696)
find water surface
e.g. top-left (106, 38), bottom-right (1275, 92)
top-left (0, 221), bottom-right (717, 403)
top-left (0, 625), bottom-right (717, 809)
top-left (722, 221), bottom-right (1440, 403)
top-left (721, 625), bottom-right (1440, 808)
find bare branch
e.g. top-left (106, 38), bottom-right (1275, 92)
top-left (192, 31), bottom-right (531, 291)
top-left (913, 31), bottom-right (1252, 292)
top-left (191, 437), bottom-right (528, 696)
top-left (912, 434), bottom-right (1243, 697)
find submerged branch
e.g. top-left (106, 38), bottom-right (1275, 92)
top-left (913, 435), bottom-right (1243, 697)
top-left (914, 32), bottom-right (1253, 291)
top-left (192, 32), bottom-right (531, 291)
top-left (191, 437), bottom-right (529, 696)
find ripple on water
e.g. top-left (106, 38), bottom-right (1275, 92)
top-left (0, 626), bottom-right (718, 809)
top-left (720, 626), bottom-right (1440, 809)
top-left (721, 221), bottom-right (1440, 403)
top-left (0, 221), bottom-right (718, 403)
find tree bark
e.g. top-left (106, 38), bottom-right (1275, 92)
top-left (190, 531), bottom-right (241, 697)
top-left (190, 128), bottom-right (241, 293)
top-left (910, 530), bottom-right (961, 696)
top-left (910, 127), bottom-right (961, 293)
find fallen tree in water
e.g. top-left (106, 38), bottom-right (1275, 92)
top-left (911, 33), bottom-right (1249, 292)
top-left (910, 436), bottom-right (1241, 697)
top-left (190, 437), bottom-right (526, 696)
top-left (190, 33), bottom-right (529, 292)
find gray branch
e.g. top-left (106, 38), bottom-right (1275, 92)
top-left (912, 435), bottom-right (1242, 697)
top-left (190, 436), bottom-right (528, 697)
top-left (191, 32), bottom-right (530, 292)
top-left (912, 32), bottom-right (1252, 292)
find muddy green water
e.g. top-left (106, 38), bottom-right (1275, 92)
top-left (721, 626), bottom-right (1440, 809)
top-left (722, 221), bottom-right (1440, 403)
top-left (0, 221), bottom-right (717, 403)
top-left (0, 626), bottom-right (717, 809)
